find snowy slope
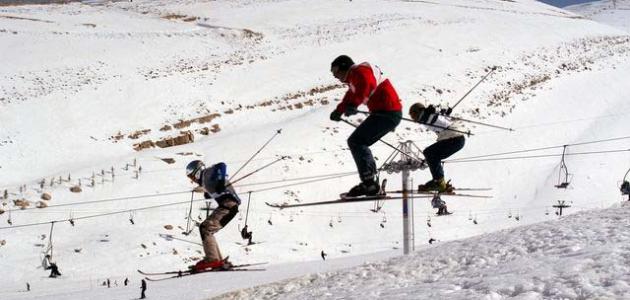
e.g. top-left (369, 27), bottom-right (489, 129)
top-left (215, 203), bottom-right (630, 300)
top-left (6, 200), bottom-right (630, 299)
top-left (1, 0), bottom-right (630, 299)
top-left (566, 0), bottom-right (630, 31)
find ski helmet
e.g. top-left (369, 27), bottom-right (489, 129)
top-left (409, 103), bottom-right (426, 120)
top-left (331, 55), bottom-right (354, 72)
top-left (186, 160), bottom-right (205, 181)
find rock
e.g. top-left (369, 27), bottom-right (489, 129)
top-left (164, 224), bottom-right (174, 230)
top-left (133, 140), bottom-right (155, 151)
top-left (161, 158), bottom-right (176, 164)
top-left (41, 193), bottom-right (52, 200)
top-left (70, 186), bottom-right (82, 193)
top-left (155, 131), bottom-right (194, 148)
top-left (210, 124), bottom-right (221, 133)
top-left (13, 199), bottom-right (30, 209)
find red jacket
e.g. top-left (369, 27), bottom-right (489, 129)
top-left (336, 62), bottom-right (402, 113)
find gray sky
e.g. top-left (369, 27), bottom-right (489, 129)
top-left (538, 0), bottom-right (598, 7)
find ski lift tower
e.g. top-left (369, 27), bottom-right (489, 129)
top-left (552, 200), bottom-right (571, 216)
top-left (381, 140), bottom-right (425, 254)
top-left (621, 168), bottom-right (630, 201)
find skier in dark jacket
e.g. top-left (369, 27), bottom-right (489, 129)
top-left (409, 103), bottom-right (466, 192)
top-left (329, 55), bottom-right (402, 197)
top-left (186, 160), bottom-right (240, 272)
top-left (140, 279), bottom-right (146, 299)
top-left (49, 262), bottom-right (61, 278)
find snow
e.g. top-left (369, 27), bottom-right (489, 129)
top-left (0, 0), bottom-right (629, 299)
top-left (566, 0), bottom-right (630, 31)
top-left (219, 202), bottom-right (630, 300)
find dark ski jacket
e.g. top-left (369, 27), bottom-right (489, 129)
top-left (200, 163), bottom-right (241, 205)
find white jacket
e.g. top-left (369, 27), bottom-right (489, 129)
top-left (418, 113), bottom-right (466, 141)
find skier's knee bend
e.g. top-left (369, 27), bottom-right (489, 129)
top-left (423, 148), bottom-right (439, 166)
top-left (347, 136), bottom-right (360, 149)
top-left (347, 131), bottom-right (370, 148)
top-left (200, 219), bottom-right (222, 237)
top-left (218, 202), bottom-right (239, 227)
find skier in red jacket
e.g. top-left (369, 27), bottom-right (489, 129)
top-left (329, 55), bottom-right (402, 197)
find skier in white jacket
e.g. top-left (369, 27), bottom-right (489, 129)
top-left (409, 103), bottom-right (466, 192)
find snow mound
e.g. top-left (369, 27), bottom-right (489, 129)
top-left (566, 0), bottom-right (630, 32)
top-left (218, 203), bottom-right (630, 299)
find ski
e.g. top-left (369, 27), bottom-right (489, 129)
top-left (138, 262), bottom-right (268, 276)
top-left (386, 189), bottom-right (492, 198)
top-left (265, 195), bottom-right (431, 209)
top-left (144, 267), bottom-right (266, 281)
top-left (235, 241), bottom-right (265, 247)
top-left (265, 191), bottom-right (492, 209)
top-left (418, 192), bottom-right (492, 198)
top-left (387, 187), bottom-right (492, 193)
top-left (435, 212), bottom-right (454, 217)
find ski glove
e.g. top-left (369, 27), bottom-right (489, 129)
top-left (344, 106), bottom-right (358, 117)
top-left (440, 107), bottom-right (453, 116)
top-left (418, 105), bottom-right (436, 124)
top-left (330, 110), bottom-right (342, 122)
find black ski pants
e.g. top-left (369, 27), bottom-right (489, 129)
top-left (424, 135), bottom-right (465, 180)
top-left (347, 111), bottom-right (401, 182)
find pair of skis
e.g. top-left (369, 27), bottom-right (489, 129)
top-left (265, 187), bottom-right (492, 209)
top-left (138, 262), bottom-right (267, 281)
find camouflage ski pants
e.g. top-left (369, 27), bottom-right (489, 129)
top-left (199, 199), bottom-right (238, 262)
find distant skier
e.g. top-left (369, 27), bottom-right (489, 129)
top-left (49, 262), bottom-right (61, 278)
top-left (124, 277), bottom-right (129, 286)
top-left (43, 255), bottom-right (61, 278)
top-left (321, 250), bottom-right (327, 261)
top-left (42, 254), bottom-right (52, 270)
top-left (329, 55), bottom-right (402, 197)
top-left (409, 103), bottom-right (466, 192)
top-left (186, 160), bottom-right (240, 272)
top-left (140, 279), bottom-right (146, 299)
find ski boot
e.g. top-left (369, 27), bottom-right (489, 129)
top-left (436, 205), bottom-right (450, 216)
top-left (418, 178), bottom-right (452, 193)
top-left (190, 257), bottom-right (231, 273)
top-left (345, 179), bottom-right (381, 198)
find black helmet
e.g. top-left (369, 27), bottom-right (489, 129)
top-left (186, 160), bottom-right (205, 181)
top-left (331, 55), bottom-right (354, 72)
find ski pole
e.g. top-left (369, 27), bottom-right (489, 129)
top-left (447, 116), bottom-right (514, 132)
top-left (231, 129), bottom-right (282, 179)
top-left (449, 66), bottom-right (497, 111)
top-left (244, 191), bottom-right (252, 226)
top-left (184, 190), bottom-right (194, 235)
top-left (229, 156), bottom-right (289, 187)
top-left (354, 111), bottom-right (473, 136)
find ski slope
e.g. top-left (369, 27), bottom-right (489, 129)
top-left (216, 202), bottom-right (630, 300)
top-left (1, 0), bottom-right (630, 299)
top-left (566, 0), bottom-right (630, 31)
